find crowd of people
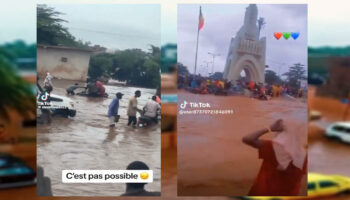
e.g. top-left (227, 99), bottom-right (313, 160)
top-left (178, 74), bottom-right (305, 100)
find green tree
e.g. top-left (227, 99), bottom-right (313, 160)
top-left (37, 4), bottom-right (90, 48)
top-left (209, 72), bottom-right (223, 80)
top-left (88, 47), bottom-right (160, 88)
top-left (177, 63), bottom-right (190, 76)
top-left (149, 45), bottom-right (161, 61)
top-left (282, 63), bottom-right (307, 88)
top-left (0, 65), bottom-right (35, 121)
top-left (0, 40), bottom-right (36, 62)
top-left (0, 42), bottom-right (36, 122)
top-left (265, 70), bottom-right (281, 85)
top-left (88, 53), bottom-right (114, 79)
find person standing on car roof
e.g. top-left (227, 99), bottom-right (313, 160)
top-left (108, 92), bottom-right (123, 127)
top-left (43, 72), bottom-right (53, 93)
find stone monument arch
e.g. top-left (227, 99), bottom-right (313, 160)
top-left (223, 4), bottom-right (266, 84)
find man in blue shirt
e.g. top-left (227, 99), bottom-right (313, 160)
top-left (108, 92), bottom-right (123, 127)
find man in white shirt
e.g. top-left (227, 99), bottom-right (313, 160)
top-left (143, 96), bottom-right (160, 122)
top-left (127, 90), bottom-right (142, 126)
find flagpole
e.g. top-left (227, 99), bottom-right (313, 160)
top-left (194, 6), bottom-right (201, 75)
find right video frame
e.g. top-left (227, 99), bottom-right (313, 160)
top-left (177, 4), bottom-right (308, 196)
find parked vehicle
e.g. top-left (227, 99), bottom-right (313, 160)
top-left (241, 173), bottom-right (350, 200)
top-left (37, 84), bottom-right (76, 118)
top-left (325, 122), bottom-right (350, 144)
top-left (307, 173), bottom-right (350, 198)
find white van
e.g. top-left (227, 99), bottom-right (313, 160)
top-left (325, 122), bottom-right (350, 144)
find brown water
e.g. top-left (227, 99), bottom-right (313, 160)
top-left (178, 91), bottom-right (308, 196)
top-left (176, 90), bottom-right (350, 199)
top-left (37, 79), bottom-right (161, 196)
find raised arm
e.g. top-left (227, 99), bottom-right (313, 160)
top-left (242, 119), bottom-right (284, 149)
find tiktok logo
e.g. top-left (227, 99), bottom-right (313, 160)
top-left (180, 101), bottom-right (188, 109)
top-left (40, 92), bottom-right (50, 101)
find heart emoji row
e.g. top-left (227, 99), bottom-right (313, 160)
top-left (274, 32), bottom-right (299, 40)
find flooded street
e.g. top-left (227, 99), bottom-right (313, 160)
top-left (178, 91), bottom-right (307, 196)
top-left (37, 79), bottom-right (161, 196)
top-left (34, 87), bottom-right (350, 199)
top-left (308, 86), bottom-right (350, 200)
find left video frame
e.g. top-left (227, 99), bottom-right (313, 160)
top-left (36, 4), bottom-right (161, 196)
top-left (0, 1), bottom-right (37, 198)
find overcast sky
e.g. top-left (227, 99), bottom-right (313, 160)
top-left (1, 0), bottom-right (350, 47)
top-left (47, 4), bottom-right (160, 50)
top-left (0, 2), bottom-right (160, 51)
top-left (0, 1), bottom-right (36, 44)
top-left (178, 4), bottom-right (307, 75)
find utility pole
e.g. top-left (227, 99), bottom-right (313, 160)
top-left (208, 52), bottom-right (220, 74)
top-left (203, 61), bottom-right (212, 77)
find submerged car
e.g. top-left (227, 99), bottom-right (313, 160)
top-left (241, 173), bottom-right (350, 200)
top-left (37, 84), bottom-right (76, 118)
top-left (325, 122), bottom-right (350, 144)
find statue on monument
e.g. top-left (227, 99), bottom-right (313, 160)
top-left (223, 4), bottom-right (266, 84)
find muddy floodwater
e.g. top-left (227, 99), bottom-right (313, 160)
top-left (308, 86), bottom-right (350, 200)
top-left (178, 91), bottom-right (308, 196)
top-left (37, 79), bottom-right (161, 196)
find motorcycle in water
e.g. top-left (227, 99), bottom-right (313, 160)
top-left (137, 110), bottom-right (161, 128)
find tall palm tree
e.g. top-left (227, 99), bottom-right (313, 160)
top-left (0, 63), bottom-right (35, 122)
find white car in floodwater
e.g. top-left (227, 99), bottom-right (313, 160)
top-left (37, 84), bottom-right (76, 118)
top-left (325, 122), bottom-right (350, 144)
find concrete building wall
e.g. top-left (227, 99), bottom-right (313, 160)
top-left (37, 46), bottom-right (91, 81)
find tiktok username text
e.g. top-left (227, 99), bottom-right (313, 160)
top-left (178, 101), bottom-right (234, 115)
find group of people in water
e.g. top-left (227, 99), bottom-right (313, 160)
top-left (41, 72), bottom-right (107, 98)
top-left (66, 78), bottom-right (106, 97)
top-left (178, 74), bottom-right (305, 100)
top-left (107, 90), bottom-right (161, 128)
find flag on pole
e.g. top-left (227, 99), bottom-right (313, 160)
top-left (198, 7), bottom-right (204, 30)
top-left (194, 6), bottom-right (204, 74)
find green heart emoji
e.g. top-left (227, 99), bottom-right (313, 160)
top-left (283, 32), bottom-right (291, 40)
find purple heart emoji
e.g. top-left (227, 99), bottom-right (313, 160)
top-left (291, 32), bottom-right (300, 40)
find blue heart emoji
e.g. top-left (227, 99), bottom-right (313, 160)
top-left (291, 32), bottom-right (300, 40)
